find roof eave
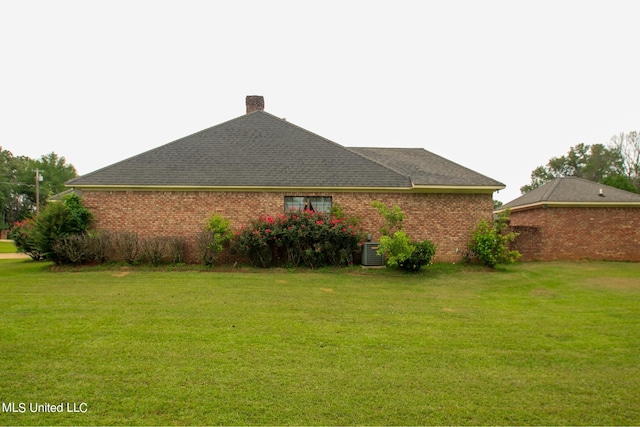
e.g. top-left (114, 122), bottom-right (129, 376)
top-left (496, 200), bottom-right (640, 213)
top-left (68, 183), bottom-right (504, 194)
top-left (412, 184), bottom-right (505, 194)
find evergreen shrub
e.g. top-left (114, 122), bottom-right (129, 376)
top-left (10, 194), bottom-right (93, 264)
top-left (9, 218), bottom-right (42, 261)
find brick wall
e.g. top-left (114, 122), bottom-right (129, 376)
top-left (509, 206), bottom-right (640, 261)
top-left (508, 225), bottom-right (542, 261)
top-left (81, 190), bottom-right (494, 263)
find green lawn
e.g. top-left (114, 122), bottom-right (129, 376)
top-left (0, 240), bottom-right (17, 253)
top-left (1, 260), bottom-right (639, 425)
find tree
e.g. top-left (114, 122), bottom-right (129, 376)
top-left (0, 148), bottom-right (77, 227)
top-left (34, 152), bottom-right (77, 201)
top-left (0, 150), bottom-right (15, 228)
top-left (0, 149), bottom-right (34, 227)
top-left (609, 131), bottom-right (640, 192)
top-left (521, 142), bottom-right (627, 194)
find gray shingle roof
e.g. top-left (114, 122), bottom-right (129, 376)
top-left (348, 147), bottom-right (504, 187)
top-left (500, 177), bottom-right (640, 211)
top-left (67, 110), bottom-right (503, 190)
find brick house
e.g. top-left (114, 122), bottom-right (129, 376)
top-left (66, 96), bottom-right (505, 263)
top-left (497, 177), bottom-right (640, 261)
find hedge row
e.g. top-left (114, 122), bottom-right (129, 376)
top-left (51, 231), bottom-right (187, 266)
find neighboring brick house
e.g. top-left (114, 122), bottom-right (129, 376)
top-left (497, 177), bottom-right (640, 261)
top-left (66, 96), bottom-right (505, 263)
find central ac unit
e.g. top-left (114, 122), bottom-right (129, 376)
top-left (362, 242), bottom-right (385, 266)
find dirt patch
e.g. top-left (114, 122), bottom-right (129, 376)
top-left (320, 288), bottom-right (334, 293)
top-left (530, 288), bottom-right (559, 298)
top-left (112, 267), bottom-right (131, 277)
top-left (583, 277), bottom-right (639, 292)
top-left (0, 253), bottom-right (30, 259)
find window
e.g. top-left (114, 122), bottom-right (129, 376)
top-left (284, 196), bottom-right (332, 213)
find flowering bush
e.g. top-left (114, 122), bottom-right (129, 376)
top-left (234, 209), bottom-right (364, 268)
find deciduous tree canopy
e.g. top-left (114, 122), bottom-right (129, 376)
top-left (521, 131), bottom-right (640, 194)
top-left (1, 148), bottom-right (77, 228)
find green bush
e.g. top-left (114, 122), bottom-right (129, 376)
top-left (371, 200), bottom-right (404, 235)
top-left (197, 215), bottom-right (233, 267)
top-left (62, 193), bottom-right (93, 232)
top-left (468, 210), bottom-right (520, 268)
top-left (12, 194), bottom-right (94, 264)
top-left (401, 239), bottom-right (437, 272)
top-left (33, 201), bottom-right (73, 263)
top-left (378, 231), bottom-right (436, 272)
top-left (9, 218), bottom-right (42, 261)
top-left (372, 201), bottom-right (436, 272)
top-left (234, 209), bottom-right (364, 269)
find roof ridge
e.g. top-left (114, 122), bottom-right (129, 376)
top-left (256, 113), bottom-right (413, 185)
top-left (540, 177), bottom-right (562, 201)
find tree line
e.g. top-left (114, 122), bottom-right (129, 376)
top-left (521, 131), bottom-right (640, 194)
top-left (0, 148), bottom-right (77, 229)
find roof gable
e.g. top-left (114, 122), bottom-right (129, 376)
top-left (67, 110), bottom-right (504, 192)
top-left (500, 177), bottom-right (640, 211)
top-left (68, 111), bottom-right (411, 188)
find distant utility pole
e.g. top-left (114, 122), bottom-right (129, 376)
top-left (35, 169), bottom-right (43, 214)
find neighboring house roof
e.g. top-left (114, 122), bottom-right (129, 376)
top-left (67, 108), bottom-right (504, 193)
top-left (48, 188), bottom-right (82, 202)
top-left (497, 177), bottom-right (640, 212)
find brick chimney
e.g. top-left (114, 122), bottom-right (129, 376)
top-left (246, 95), bottom-right (264, 113)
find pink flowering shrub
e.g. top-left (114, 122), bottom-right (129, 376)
top-left (234, 208), bottom-right (364, 268)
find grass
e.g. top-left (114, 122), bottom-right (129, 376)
top-left (0, 240), bottom-right (17, 253)
top-left (1, 260), bottom-right (639, 425)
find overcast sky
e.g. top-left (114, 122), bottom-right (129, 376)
top-left (2, 0), bottom-right (639, 203)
